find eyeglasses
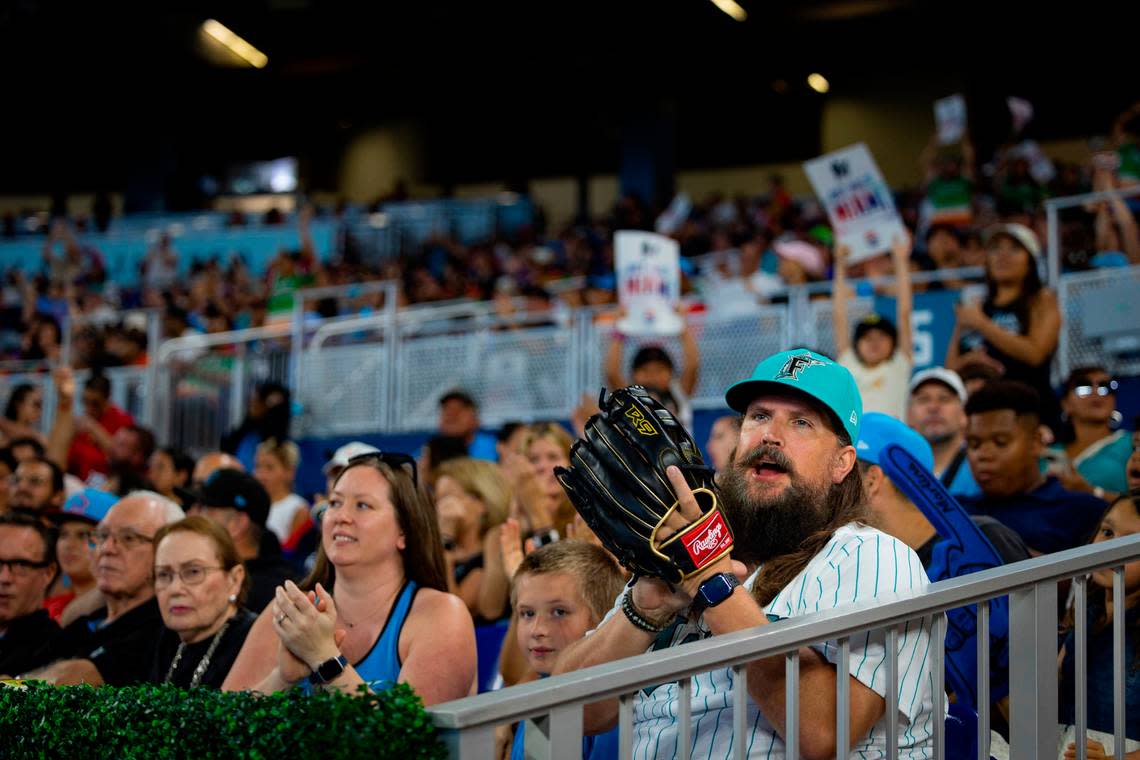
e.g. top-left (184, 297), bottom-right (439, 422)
top-left (154, 565), bottom-right (225, 590)
top-left (89, 528), bottom-right (155, 550)
top-left (346, 451), bottom-right (419, 488)
top-left (8, 474), bottom-right (49, 488)
top-left (1073, 380), bottom-right (1118, 398)
top-left (0, 557), bottom-right (52, 576)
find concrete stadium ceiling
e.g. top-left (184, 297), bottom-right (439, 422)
top-left (0, 1), bottom-right (1132, 192)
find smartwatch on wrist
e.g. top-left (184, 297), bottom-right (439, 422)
top-left (308, 654), bottom-right (348, 685)
top-left (691, 572), bottom-right (740, 615)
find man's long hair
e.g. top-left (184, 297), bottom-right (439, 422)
top-left (750, 464), bottom-right (869, 606)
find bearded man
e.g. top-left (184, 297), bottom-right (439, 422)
top-left (554, 349), bottom-right (938, 759)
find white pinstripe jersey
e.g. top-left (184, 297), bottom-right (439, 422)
top-left (601, 523), bottom-right (940, 759)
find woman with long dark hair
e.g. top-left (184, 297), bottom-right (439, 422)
top-left (946, 223), bottom-right (1062, 430)
top-left (1, 384), bottom-right (45, 447)
top-left (222, 454), bottom-right (476, 705)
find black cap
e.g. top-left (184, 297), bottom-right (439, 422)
top-left (631, 346), bottom-right (674, 372)
top-left (853, 314), bottom-right (897, 345)
top-left (199, 469), bottom-right (271, 528)
top-left (439, 389), bottom-right (477, 408)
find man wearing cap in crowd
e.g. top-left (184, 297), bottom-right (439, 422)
top-left (190, 451), bottom-right (245, 489)
top-left (31, 490), bottom-right (184, 685)
top-left (192, 469), bottom-right (294, 612)
top-left (8, 456), bottom-right (65, 515)
top-left (0, 512), bottom-right (62, 676)
top-left (555, 348), bottom-right (936, 758)
top-left (438, 390), bottom-right (499, 462)
top-left (43, 488), bottom-right (117, 621)
top-left (907, 366), bottom-right (981, 499)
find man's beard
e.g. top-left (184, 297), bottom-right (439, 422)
top-left (717, 444), bottom-right (832, 567)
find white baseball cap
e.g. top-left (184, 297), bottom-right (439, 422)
top-left (982, 223), bottom-right (1040, 258)
top-left (322, 441), bottom-right (380, 475)
top-left (908, 367), bottom-right (967, 404)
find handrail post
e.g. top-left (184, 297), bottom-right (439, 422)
top-left (1008, 580), bottom-right (1058, 758)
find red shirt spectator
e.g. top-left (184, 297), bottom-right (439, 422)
top-left (67, 375), bottom-right (134, 480)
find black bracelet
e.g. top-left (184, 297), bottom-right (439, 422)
top-left (621, 592), bottom-right (667, 634)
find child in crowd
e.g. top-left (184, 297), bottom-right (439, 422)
top-left (1057, 495), bottom-right (1140, 758)
top-left (832, 234), bottom-right (914, 420)
top-left (507, 541), bottom-right (626, 760)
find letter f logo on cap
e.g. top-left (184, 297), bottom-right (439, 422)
top-left (775, 353), bottom-right (827, 381)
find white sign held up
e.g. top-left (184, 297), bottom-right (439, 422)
top-left (934, 94), bottom-right (967, 145)
top-left (614, 230), bottom-right (683, 336)
top-left (803, 143), bottom-right (907, 264)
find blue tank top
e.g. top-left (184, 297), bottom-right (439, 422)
top-left (302, 579), bottom-right (419, 693)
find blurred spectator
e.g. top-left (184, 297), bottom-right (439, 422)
top-left (8, 436), bottom-right (45, 464)
top-left (44, 488), bottom-right (115, 621)
top-left (957, 362), bottom-right (1001, 398)
top-left (1057, 495), bottom-right (1140, 756)
top-left (434, 457), bottom-right (512, 622)
top-left (148, 447), bottom-right (195, 508)
top-left (920, 133), bottom-right (976, 228)
top-left (523, 423), bottom-right (576, 536)
top-left (141, 233), bottom-right (179, 292)
top-left (220, 382), bottom-right (291, 472)
top-left (191, 452), bottom-right (245, 488)
top-left (253, 439), bottom-right (309, 545)
top-left (67, 372), bottom-right (135, 480)
top-left (604, 315), bottom-right (699, 430)
top-left (19, 313), bottom-right (62, 363)
top-left (1046, 367), bottom-right (1132, 498)
top-left (0, 448), bottom-right (13, 514)
top-left (832, 235), bottom-right (914, 419)
top-left (437, 390), bottom-right (498, 461)
top-left (705, 414), bottom-right (740, 472)
top-left (0, 512), bottom-right (61, 677)
top-left (947, 223), bottom-right (1062, 432)
top-left (8, 457), bottom-right (64, 515)
top-left (495, 422), bottom-right (529, 462)
top-left (961, 381), bottom-right (1107, 555)
top-left (109, 424), bottom-right (156, 480)
top-left (193, 469), bottom-right (294, 613)
top-left (906, 368), bottom-right (981, 499)
top-left (149, 516), bottom-right (256, 689)
top-left (1089, 164), bottom-right (1140, 265)
top-left (38, 491), bottom-right (183, 686)
top-left (859, 412), bottom-right (1028, 565)
top-left (773, 239), bottom-right (827, 286)
top-left (1129, 421), bottom-right (1140, 495)
top-left (1, 384), bottom-right (45, 447)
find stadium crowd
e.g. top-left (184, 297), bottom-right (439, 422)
top-left (1, 100), bottom-right (1139, 758)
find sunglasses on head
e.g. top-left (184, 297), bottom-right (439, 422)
top-left (345, 451), bottom-right (419, 488)
top-left (1073, 379), bottom-right (1118, 398)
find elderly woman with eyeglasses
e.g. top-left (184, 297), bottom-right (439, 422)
top-left (1045, 366), bottom-right (1133, 500)
top-left (222, 452), bottom-right (476, 705)
top-left (148, 516), bottom-right (256, 689)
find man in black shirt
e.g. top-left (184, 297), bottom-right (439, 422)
top-left (0, 513), bottom-right (61, 676)
top-left (193, 469), bottom-right (293, 612)
top-left (33, 491), bottom-right (184, 685)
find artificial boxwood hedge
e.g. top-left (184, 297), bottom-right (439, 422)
top-left (0, 681), bottom-right (446, 759)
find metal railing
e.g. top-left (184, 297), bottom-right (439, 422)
top-left (429, 533), bottom-right (1140, 760)
top-left (1045, 185), bottom-right (1140, 286)
top-left (137, 263), bottom-right (1138, 448)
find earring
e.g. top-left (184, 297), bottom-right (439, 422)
top-left (228, 594), bottom-right (237, 603)
top-left (1110, 410), bottom-right (1123, 428)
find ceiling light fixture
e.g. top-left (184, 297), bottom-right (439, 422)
top-left (709, 0), bottom-right (747, 22)
top-left (202, 19), bottom-right (268, 69)
top-left (807, 73), bottom-right (830, 94)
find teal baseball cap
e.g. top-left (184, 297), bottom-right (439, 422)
top-left (724, 348), bottom-right (863, 443)
top-left (855, 412), bottom-right (934, 472)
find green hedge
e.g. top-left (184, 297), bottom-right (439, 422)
top-left (0, 681), bottom-right (446, 759)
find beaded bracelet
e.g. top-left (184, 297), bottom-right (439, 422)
top-left (621, 592), bottom-right (668, 634)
